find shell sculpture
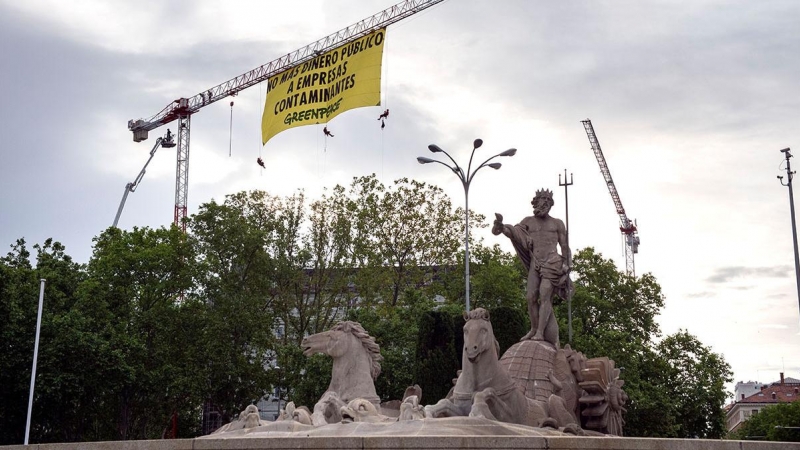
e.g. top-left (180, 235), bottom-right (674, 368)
top-left (578, 357), bottom-right (628, 436)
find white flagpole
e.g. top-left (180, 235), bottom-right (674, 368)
top-left (25, 279), bottom-right (46, 445)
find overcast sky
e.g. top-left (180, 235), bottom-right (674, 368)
top-left (2, 0), bottom-right (799, 394)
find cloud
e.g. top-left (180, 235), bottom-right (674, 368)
top-left (758, 324), bottom-right (788, 330)
top-left (706, 266), bottom-right (793, 283)
top-left (685, 291), bottom-right (715, 298)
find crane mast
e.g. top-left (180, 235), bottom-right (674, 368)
top-left (581, 119), bottom-right (640, 276)
top-left (127, 0), bottom-right (446, 229)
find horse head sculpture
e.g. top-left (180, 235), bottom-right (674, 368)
top-left (301, 321), bottom-right (383, 424)
top-left (463, 308), bottom-right (501, 364)
top-left (425, 308), bottom-right (532, 424)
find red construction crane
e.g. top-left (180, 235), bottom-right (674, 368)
top-left (581, 119), bottom-right (640, 276)
top-left (127, 0), bottom-right (446, 230)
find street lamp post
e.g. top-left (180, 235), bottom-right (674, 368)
top-left (271, 365), bottom-right (285, 421)
top-left (418, 139), bottom-right (516, 312)
top-left (777, 147), bottom-right (800, 321)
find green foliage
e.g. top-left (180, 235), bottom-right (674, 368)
top-left (0, 239), bottom-right (38, 445)
top-left (341, 175), bottom-right (465, 307)
top-left (469, 245), bottom-right (527, 313)
top-left (434, 243), bottom-right (517, 312)
top-left (565, 248), bottom-right (664, 345)
top-left (488, 306), bottom-right (526, 356)
top-left (729, 402), bottom-right (800, 442)
top-left (347, 293), bottom-right (433, 402)
top-left (657, 331), bottom-right (732, 438)
top-left (78, 226), bottom-right (207, 439)
top-left (274, 344), bottom-right (331, 409)
top-left (414, 310), bottom-right (461, 404)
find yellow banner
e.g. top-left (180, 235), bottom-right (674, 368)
top-left (261, 28), bottom-right (385, 145)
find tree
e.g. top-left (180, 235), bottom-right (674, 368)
top-left (466, 243), bottom-right (527, 314)
top-left (3, 180), bottom-right (736, 441)
top-left (565, 247), bottom-right (663, 346)
top-left (414, 309), bottom-right (461, 404)
top-left (190, 190), bottom-right (356, 344)
top-left (657, 330), bottom-right (732, 438)
top-left (79, 226), bottom-right (203, 439)
top-left (273, 343), bottom-right (332, 410)
top-left (729, 401), bottom-right (800, 442)
top-left (344, 175), bottom-right (464, 308)
top-left (0, 239), bottom-right (42, 444)
top-left (349, 291), bottom-right (436, 402)
top-left (488, 306), bottom-right (526, 356)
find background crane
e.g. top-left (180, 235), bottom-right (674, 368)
top-left (581, 119), bottom-right (641, 276)
top-left (127, 0), bottom-right (446, 230)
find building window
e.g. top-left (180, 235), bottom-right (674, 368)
top-left (772, 392), bottom-right (777, 400)
top-left (741, 394), bottom-right (745, 400)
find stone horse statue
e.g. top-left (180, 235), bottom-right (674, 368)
top-left (424, 308), bottom-right (578, 431)
top-left (301, 321), bottom-right (383, 425)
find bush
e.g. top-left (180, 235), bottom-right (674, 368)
top-left (414, 310), bottom-right (460, 404)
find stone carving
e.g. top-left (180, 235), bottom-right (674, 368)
top-left (301, 320), bottom-right (383, 414)
top-left (203, 416), bottom-right (581, 438)
top-left (340, 398), bottom-right (395, 423)
top-left (579, 357), bottom-right (628, 436)
top-left (214, 310), bottom-right (625, 437)
top-left (311, 391), bottom-right (346, 426)
top-left (399, 395), bottom-right (425, 421)
top-left (424, 308), bottom-right (579, 432)
top-left (492, 189), bottom-right (573, 346)
top-left (500, 341), bottom-right (588, 425)
top-left (280, 402), bottom-right (313, 425)
top-left (210, 405), bottom-right (262, 434)
top-left (560, 344), bottom-right (588, 419)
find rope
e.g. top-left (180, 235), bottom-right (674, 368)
top-left (380, 36), bottom-right (389, 180)
top-left (228, 101), bottom-right (234, 157)
top-left (258, 82), bottom-right (263, 174)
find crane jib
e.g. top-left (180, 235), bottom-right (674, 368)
top-left (129, 0), bottom-right (443, 139)
top-left (123, 0), bottom-right (447, 231)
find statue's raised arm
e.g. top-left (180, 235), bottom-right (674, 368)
top-left (491, 213), bottom-right (507, 236)
top-left (493, 212), bottom-right (533, 272)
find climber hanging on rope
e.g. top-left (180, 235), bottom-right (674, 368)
top-left (378, 109), bottom-right (389, 129)
top-left (257, 157), bottom-right (265, 168)
top-left (323, 126), bottom-right (334, 137)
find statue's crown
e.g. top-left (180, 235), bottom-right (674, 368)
top-left (535, 188), bottom-right (553, 199)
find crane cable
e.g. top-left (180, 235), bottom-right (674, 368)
top-left (380, 36), bottom-right (389, 179)
top-left (228, 101), bottom-right (234, 157)
top-left (257, 82), bottom-right (264, 174)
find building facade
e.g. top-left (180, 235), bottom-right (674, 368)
top-left (726, 373), bottom-right (800, 433)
